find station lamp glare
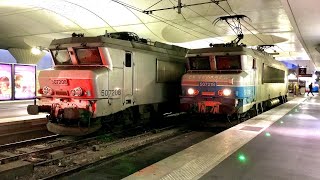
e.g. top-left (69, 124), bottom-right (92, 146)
top-left (31, 47), bottom-right (41, 55)
top-left (280, 121), bottom-right (284, 124)
top-left (31, 46), bottom-right (49, 55)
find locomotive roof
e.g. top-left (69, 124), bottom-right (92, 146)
top-left (49, 36), bottom-right (187, 57)
top-left (187, 46), bottom-right (272, 58)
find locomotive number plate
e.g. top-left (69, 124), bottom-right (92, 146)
top-left (199, 82), bottom-right (216, 86)
top-left (51, 79), bottom-right (68, 85)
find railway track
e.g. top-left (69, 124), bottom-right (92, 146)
top-left (0, 134), bottom-right (60, 151)
top-left (35, 126), bottom-right (183, 180)
top-left (0, 123), bottom-right (185, 180)
top-left (0, 118), bottom-right (51, 146)
top-left (1, 111), bottom-right (262, 179)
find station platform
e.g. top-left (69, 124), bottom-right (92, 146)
top-left (125, 95), bottom-right (320, 180)
top-left (0, 100), bottom-right (46, 124)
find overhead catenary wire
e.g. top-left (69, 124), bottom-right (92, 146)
top-left (144, 0), bottom-right (164, 11)
top-left (110, 0), bottom-right (226, 44)
top-left (224, 0), bottom-right (288, 56)
top-left (169, 0), bottom-right (226, 43)
top-left (112, 0), bottom-right (293, 55)
top-left (220, 1), bottom-right (267, 44)
top-left (124, 6), bottom-right (165, 41)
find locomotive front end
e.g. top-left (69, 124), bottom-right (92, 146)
top-left (28, 69), bottom-right (98, 123)
top-left (27, 39), bottom-right (112, 135)
top-left (180, 73), bottom-right (240, 114)
top-left (180, 47), bottom-right (255, 115)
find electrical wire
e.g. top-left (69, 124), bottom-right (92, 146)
top-left (224, 0), bottom-right (287, 55)
top-left (111, 0), bottom-right (224, 44)
top-left (168, 0), bottom-right (226, 43)
top-left (145, 0), bottom-right (164, 11)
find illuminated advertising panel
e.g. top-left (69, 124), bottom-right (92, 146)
top-left (0, 64), bottom-right (12, 100)
top-left (14, 65), bottom-right (36, 99)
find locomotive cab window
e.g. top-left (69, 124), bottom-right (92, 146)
top-left (51, 49), bottom-right (72, 65)
top-left (188, 56), bottom-right (211, 70)
top-left (216, 55), bottom-right (241, 70)
top-left (75, 48), bottom-right (102, 65)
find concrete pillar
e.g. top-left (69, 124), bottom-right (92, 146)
top-left (8, 48), bottom-right (45, 64)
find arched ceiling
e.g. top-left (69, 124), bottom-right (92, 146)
top-left (0, 0), bottom-right (319, 70)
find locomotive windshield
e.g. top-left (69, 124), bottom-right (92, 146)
top-left (76, 48), bottom-right (102, 65)
top-left (51, 49), bottom-right (72, 65)
top-left (189, 56), bottom-right (211, 70)
top-left (216, 55), bottom-right (241, 70)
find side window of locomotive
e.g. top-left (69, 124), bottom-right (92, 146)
top-left (51, 49), bottom-right (72, 65)
top-left (263, 65), bottom-right (285, 83)
top-left (125, 52), bottom-right (132, 67)
top-left (252, 58), bottom-right (256, 69)
top-left (188, 56), bottom-right (211, 70)
top-left (216, 55), bottom-right (241, 70)
top-left (76, 48), bottom-right (102, 65)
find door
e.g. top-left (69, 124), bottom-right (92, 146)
top-left (123, 51), bottom-right (133, 106)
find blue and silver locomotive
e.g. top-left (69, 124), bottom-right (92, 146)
top-left (180, 45), bottom-right (288, 117)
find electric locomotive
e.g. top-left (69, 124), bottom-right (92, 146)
top-left (28, 32), bottom-right (186, 135)
top-left (180, 44), bottom-right (288, 118)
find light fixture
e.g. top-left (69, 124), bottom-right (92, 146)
top-left (31, 47), bottom-right (41, 55)
top-left (31, 46), bottom-right (49, 55)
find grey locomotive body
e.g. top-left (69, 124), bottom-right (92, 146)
top-left (28, 33), bottom-right (186, 135)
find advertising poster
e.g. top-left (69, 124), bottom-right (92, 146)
top-left (14, 65), bottom-right (36, 99)
top-left (0, 64), bottom-right (12, 100)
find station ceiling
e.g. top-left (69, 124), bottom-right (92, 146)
top-left (0, 0), bottom-right (319, 69)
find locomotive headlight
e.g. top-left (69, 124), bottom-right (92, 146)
top-left (187, 88), bottom-right (199, 96)
top-left (223, 88), bottom-right (232, 96)
top-left (42, 86), bottom-right (53, 96)
top-left (187, 88), bottom-right (195, 95)
top-left (72, 87), bottom-right (83, 96)
top-left (187, 88), bottom-right (197, 96)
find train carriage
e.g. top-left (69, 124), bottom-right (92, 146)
top-left (180, 45), bottom-right (288, 118)
top-left (28, 32), bottom-right (187, 135)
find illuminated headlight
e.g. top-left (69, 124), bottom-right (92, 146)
top-left (187, 88), bottom-right (195, 95)
top-left (70, 87), bottom-right (83, 96)
top-left (223, 89), bottom-right (232, 96)
top-left (42, 86), bottom-right (53, 96)
top-left (186, 88), bottom-right (199, 96)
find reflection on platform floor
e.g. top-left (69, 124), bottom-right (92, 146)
top-left (0, 100), bottom-right (35, 119)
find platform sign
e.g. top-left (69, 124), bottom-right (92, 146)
top-left (14, 64), bottom-right (36, 99)
top-left (0, 63), bottom-right (13, 100)
top-left (298, 67), bottom-right (307, 75)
